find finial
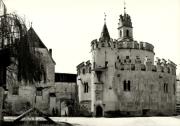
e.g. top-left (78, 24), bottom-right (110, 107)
top-left (124, 0), bottom-right (126, 14)
top-left (30, 22), bottom-right (32, 27)
top-left (104, 12), bottom-right (107, 24)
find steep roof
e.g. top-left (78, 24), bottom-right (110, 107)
top-left (100, 23), bottom-right (110, 41)
top-left (27, 27), bottom-right (47, 48)
top-left (27, 27), bottom-right (56, 64)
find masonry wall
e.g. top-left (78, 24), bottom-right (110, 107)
top-left (77, 39), bottom-right (176, 117)
top-left (5, 48), bottom-right (55, 115)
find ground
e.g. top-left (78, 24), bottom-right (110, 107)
top-left (4, 116), bottom-right (180, 126)
top-left (52, 116), bottom-right (180, 126)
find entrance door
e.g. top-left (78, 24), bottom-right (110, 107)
top-left (96, 106), bottom-right (103, 117)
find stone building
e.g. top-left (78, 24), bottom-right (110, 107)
top-left (77, 11), bottom-right (176, 117)
top-left (176, 74), bottom-right (180, 114)
top-left (52, 73), bottom-right (78, 116)
top-left (4, 27), bottom-right (56, 115)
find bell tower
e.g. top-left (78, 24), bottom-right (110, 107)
top-left (118, 2), bottom-right (133, 41)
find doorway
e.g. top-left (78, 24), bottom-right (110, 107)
top-left (96, 105), bottom-right (103, 117)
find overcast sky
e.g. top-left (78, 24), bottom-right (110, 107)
top-left (3, 0), bottom-right (180, 74)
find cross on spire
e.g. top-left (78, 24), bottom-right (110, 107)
top-left (104, 12), bottom-right (106, 24)
top-left (124, 0), bottom-right (126, 14)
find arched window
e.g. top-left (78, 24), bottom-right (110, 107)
top-left (126, 30), bottom-right (129, 37)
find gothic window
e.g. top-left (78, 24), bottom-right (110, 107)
top-left (164, 83), bottom-right (168, 93)
top-left (123, 80), bottom-right (131, 91)
top-left (84, 82), bottom-right (89, 93)
top-left (123, 80), bottom-right (126, 91)
top-left (127, 80), bottom-right (131, 91)
top-left (126, 30), bottom-right (129, 37)
top-left (12, 87), bottom-right (19, 95)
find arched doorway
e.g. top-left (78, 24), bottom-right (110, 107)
top-left (96, 106), bottom-right (103, 117)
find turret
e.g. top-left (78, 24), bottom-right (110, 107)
top-left (118, 10), bottom-right (133, 41)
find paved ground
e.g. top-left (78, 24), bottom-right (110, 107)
top-left (4, 116), bottom-right (180, 126)
top-left (51, 116), bottom-right (180, 126)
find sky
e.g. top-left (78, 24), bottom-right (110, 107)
top-left (3, 0), bottom-right (180, 74)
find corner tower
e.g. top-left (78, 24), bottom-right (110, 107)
top-left (118, 9), bottom-right (133, 41)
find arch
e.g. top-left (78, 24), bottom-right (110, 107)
top-left (96, 105), bottom-right (103, 117)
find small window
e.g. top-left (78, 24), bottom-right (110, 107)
top-left (164, 83), bottom-right (168, 93)
top-left (120, 30), bottom-right (122, 37)
top-left (126, 56), bottom-right (129, 59)
top-left (123, 80), bottom-right (126, 91)
top-left (83, 69), bottom-right (86, 74)
top-left (126, 30), bottom-right (129, 37)
top-left (36, 88), bottom-right (42, 96)
top-left (102, 43), bottom-right (105, 47)
top-left (89, 67), bottom-right (91, 73)
top-left (93, 62), bottom-right (96, 69)
top-left (105, 61), bottom-right (108, 68)
top-left (123, 80), bottom-right (131, 91)
top-left (127, 80), bottom-right (131, 91)
top-left (12, 87), bottom-right (19, 95)
top-left (84, 82), bottom-right (89, 93)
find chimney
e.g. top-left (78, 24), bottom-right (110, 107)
top-left (49, 49), bottom-right (52, 56)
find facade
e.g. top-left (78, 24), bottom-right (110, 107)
top-left (77, 12), bottom-right (176, 117)
top-left (176, 74), bottom-right (180, 114)
top-left (4, 27), bottom-right (56, 115)
top-left (53, 73), bottom-right (78, 116)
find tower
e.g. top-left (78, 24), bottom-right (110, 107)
top-left (118, 2), bottom-right (133, 41)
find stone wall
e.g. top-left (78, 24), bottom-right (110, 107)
top-left (5, 47), bottom-right (55, 115)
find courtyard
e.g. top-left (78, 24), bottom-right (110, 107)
top-left (4, 116), bottom-right (180, 126)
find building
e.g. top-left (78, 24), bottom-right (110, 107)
top-left (176, 74), bottom-right (180, 114)
top-left (53, 73), bottom-right (78, 116)
top-left (77, 11), bottom-right (176, 117)
top-left (4, 27), bottom-right (56, 115)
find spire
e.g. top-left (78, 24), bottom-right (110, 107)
top-left (100, 13), bottom-right (110, 41)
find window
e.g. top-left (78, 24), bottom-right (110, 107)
top-left (12, 87), bottom-right (19, 95)
top-left (89, 67), bottom-right (91, 73)
top-left (164, 83), bottom-right (168, 93)
top-left (174, 83), bottom-right (176, 95)
top-left (123, 80), bottom-right (131, 91)
top-left (93, 62), bottom-right (96, 69)
top-left (36, 88), bottom-right (42, 96)
top-left (105, 61), bottom-right (108, 68)
top-left (102, 43), bottom-right (105, 47)
top-left (126, 30), bottom-right (129, 37)
top-left (84, 82), bottom-right (89, 93)
top-left (120, 30), bottom-right (122, 37)
top-left (82, 68), bottom-right (85, 74)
